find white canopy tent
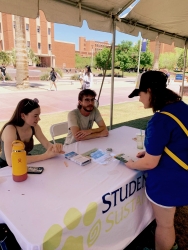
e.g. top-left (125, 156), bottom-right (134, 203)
top-left (0, 0), bottom-right (136, 128)
top-left (118, 0), bottom-right (188, 96)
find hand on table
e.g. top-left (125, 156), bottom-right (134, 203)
top-left (45, 144), bottom-right (64, 159)
top-left (75, 130), bottom-right (91, 139)
top-left (52, 143), bottom-right (65, 154)
top-left (125, 159), bottom-right (134, 169)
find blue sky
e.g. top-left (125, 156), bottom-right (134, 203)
top-left (54, 0), bottom-right (140, 50)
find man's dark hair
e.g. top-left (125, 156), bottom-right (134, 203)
top-left (149, 88), bottom-right (182, 112)
top-left (77, 89), bottom-right (97, 109)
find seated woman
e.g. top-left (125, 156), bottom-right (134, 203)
top-left (0, 98), bottom-right (64, 168)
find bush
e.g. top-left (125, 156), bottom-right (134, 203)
top-left (55, 68), bottom-right (63, 78)
top-left (40, 73), bottom-right (49, 81)
top-left (71, 74), bottom-right (79, 80)
top-left (0, 73), bottom-right (12, 81)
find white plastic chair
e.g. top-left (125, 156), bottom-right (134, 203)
top-left (50, 122), bottom-right (68, 143)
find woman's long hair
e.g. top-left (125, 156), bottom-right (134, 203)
top-left (150, 88), bottom-right (181, 112)
top-left (0, 98), bottom-right (40, 142)
top-left (85, 65), bottom-right (92, 77)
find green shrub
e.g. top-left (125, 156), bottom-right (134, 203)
top-left (0, 73), bottom-right (12, 81)
top-left (71, 74), bottom-right (79, 80)
top-left (55, 68), bottom-right (63, 78)
top-left (40, 73), bottom-right (49, 81)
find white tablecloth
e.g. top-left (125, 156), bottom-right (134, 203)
top-left (0, 126), bottom-right (154, 250)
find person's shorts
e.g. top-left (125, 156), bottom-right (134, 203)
top-left (1, 72), bottom-right (5, 77)
top-left (83, 81), bottom-right (90, 89)
top-left (145, 189), bottom-right (173, 208)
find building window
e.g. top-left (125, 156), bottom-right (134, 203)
top-left (13, 21), bottom-right (16, 29)
top-left (38, 43), bottom-right (41, 49)
top-left (27, 41), bottom-right (30, 47)
top-left (48, 28), bottom-right (51, 35)
top-left (48, 44), bottom-right (51, 50)
top-left (26, 23), bottom-right (29, 31)
top-left (37, 26), bottom-right (40, 33)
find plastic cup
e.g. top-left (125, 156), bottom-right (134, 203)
top-left (136, 133), bottom-right (145, 149)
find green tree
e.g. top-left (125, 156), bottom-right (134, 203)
top-left (158, 47), bottom-right (185, 70)
top-left (176, 51), bottom-right (187, 70)
top-left (0, 51), bottom-right (10, 65)
top-left (116, 41), bottom-right (133, 75)
top-left (95, 48), bottom-right (112, 75)
top-left (27, 48), bottom-right (40, 66)
top-left (75, 54), bottom-right (94, 69)
top-left (159, 52), bottom-right (176, 70)
top-left (140, 51), bottom-right (153, 68)
top-left (10, 48), bottom-right (16, 68)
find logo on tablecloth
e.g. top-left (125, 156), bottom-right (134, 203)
top-left (43, 202), bottom-right (101, 250)
top-left (42, 174), bottom-right (148, 249)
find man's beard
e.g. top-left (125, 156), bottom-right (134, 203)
top-left (83, 105), bottom-right (94, 112)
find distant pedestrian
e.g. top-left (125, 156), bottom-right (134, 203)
top-left (0, 64), bottom-right (6, 83)
top-left (48, 68), bottom-right (57, 91)
top-left (83, 65), bottom-right (93, 90)
top-left (166, 71), bottom-right (170, 85)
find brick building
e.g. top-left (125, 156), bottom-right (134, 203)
top-left (77, 36), bottom-right (111, 57)
top-left (149, 41), bottom-right (175, 54)
top-left (0, 11), bottom-right (75, 68)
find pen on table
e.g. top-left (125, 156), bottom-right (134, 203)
top-left (64, 161), bottom-right (68, 167)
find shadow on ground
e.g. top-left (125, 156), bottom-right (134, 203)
top-left (31, 115), bottom-right (188, 250)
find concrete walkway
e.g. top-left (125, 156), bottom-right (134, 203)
top-left (0, 78), bottom-right (181, 121)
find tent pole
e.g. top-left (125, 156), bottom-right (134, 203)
top-left (181, 40), bottom-right (187, 98)
top-left (110, 17), bottom-right (116, 130)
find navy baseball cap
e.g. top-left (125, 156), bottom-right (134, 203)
top-left (128, 71), bottom-right (168, 98)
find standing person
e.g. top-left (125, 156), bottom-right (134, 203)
top-left (126, 71), bottom-right (187, 250)
top-left (0, 98), bottom-right (64, 168)
top-left (65, 89), bottom-right (108, 145)
top-left (166, 70), bottom-right (170, 85)
top-left (1, 64), bottom-right (6, 83)
top-left (48, 68), bottom-right (57, 91)
top-left (83, 65), bottom-right (93, 89)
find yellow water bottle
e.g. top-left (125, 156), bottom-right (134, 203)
top-left (11, 140), bottom-right (27, 182)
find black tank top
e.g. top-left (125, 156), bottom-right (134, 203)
top-left (15, 126), bottom-right (35, 154)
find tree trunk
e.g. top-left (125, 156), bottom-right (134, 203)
top-left (15, 16), bottom-right (29, 88)
top-left (153, 36), bottom-right (161, 70)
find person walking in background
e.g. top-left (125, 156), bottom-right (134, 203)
top-left (48, 68), bottom-right (57, 91)
top-left (166, 70), bottom-right (170, 85)
top-left (83, 65), bottom-right (93, 89)
top-left (0, 64), bottom-right (6, 83)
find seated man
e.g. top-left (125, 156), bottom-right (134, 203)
top-left (65, 89), bottom-right (108, 145)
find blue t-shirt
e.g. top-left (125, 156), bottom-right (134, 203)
top-left (145, 101), bottom-right (188, 206)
